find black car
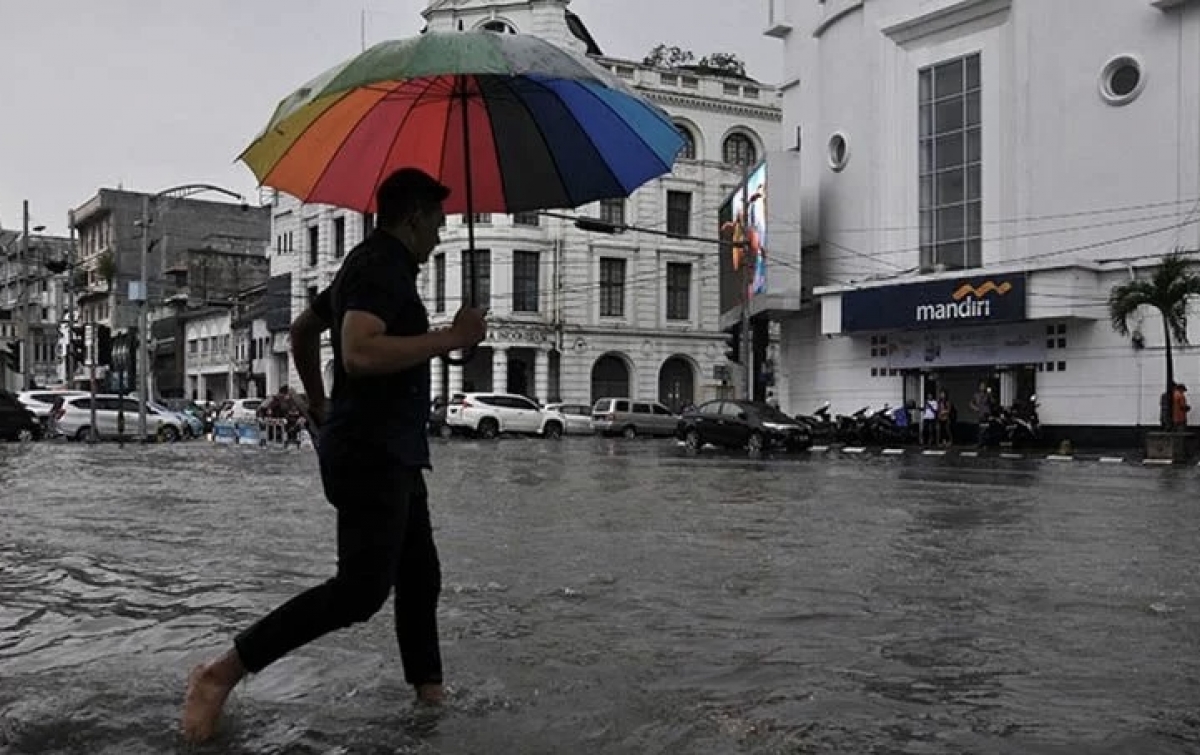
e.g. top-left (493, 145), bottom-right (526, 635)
top-left (0, 390), bottom-right (43, 442)
top-left (676, 399), bottom-right (812, 454)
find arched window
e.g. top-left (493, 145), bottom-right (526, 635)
top-left (676, 124), bottom-right (697, 160)
top-left (480, 20), bottom-right (516, 34)
top-left (723, 132), bottom-right (757, 166)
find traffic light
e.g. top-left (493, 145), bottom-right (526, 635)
top-left (2, 340), bottom-right (19, 373)
top-left (96, 325), bottom-right (113, 366)
top-left (724, 327), bottom-right (742, 364)
top-left (69, 326), bottom-right (87, 365)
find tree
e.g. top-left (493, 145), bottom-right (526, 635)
top-left (97, 251), bottom-right (116, 286)
top-left (1108, 250), bottom-right (1200, 428)
top-left (642, 44), bottom-right (694, 69)
top-left (696, 52), bottom-right (748, 78)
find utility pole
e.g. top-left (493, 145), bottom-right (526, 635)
top-left (87, 323), bottom-right (98, 444)
top-left (19, 200), bottom-right (31, 391)
top-left (65, 210), bottom-right (76, 386)
top-left (739, 162), bottom-right (753, 400)
top-left (137, 194), bottom-right (151, 440)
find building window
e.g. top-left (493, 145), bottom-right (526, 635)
top-left (1099, 55), bottom-right (1146, 106)
top-left (828, 132), bottom-right (850, 172)
top-left (599, 198), bottom-right (625, 226)
top-left (469, 213), bottom-right (492, 225)
top-left (513, 212), bottom-right (540, 226)
top-left (363, 212), bottom-right (375, 236)
top-left (480, 19), bottom-right (516, 33)
top-left (599, 258), bottom-right (626, 317)
top-left (333, 217), bottom-right (346, 258)
top-left (434, 253), bottom-right (446, 313)
top-left (461, 249), bottom-right (491, 309)
top-left (919, 52), bottom-right (982, 271)
top-left (513, 251), bottom-right (540, 313)
top-left (667, 191), bottom-right (692, 238)
top-left (666, 262), bottom-right (691, 321)
top-left (722, 133), bottom-right (757, 166)
top-left (306, 285), bottom-right (318, 304)
top-left (307, 225), bottom-right (320, 266)
top-left (676, 124), bottom-right (697, 160)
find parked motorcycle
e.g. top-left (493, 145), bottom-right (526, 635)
top-left (834, 406), bottom-right (872, 444)
top-left (794, 401), bottom-right (835, 440)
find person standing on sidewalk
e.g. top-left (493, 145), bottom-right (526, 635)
top-left (181, 168), bottom-right (487, 744)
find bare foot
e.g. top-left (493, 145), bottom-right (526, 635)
top-left (181, 656), bottom-right (242, 743)
top-left (415, 682), bottom-right (444, 706)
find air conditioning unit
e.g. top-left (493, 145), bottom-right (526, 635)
top-left (765, 0), bottom-right (793, 38)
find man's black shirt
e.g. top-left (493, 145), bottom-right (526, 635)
top-left (321, 229), bottom-right (431, 468)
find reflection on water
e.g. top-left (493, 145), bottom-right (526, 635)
top-left (0, 440), bottom-right (1198, 754)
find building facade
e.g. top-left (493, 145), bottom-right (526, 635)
top-left (269, 0), bottom-right (781, 410)
top-left (0, 228), bottom-right (73, 389)
top-left (765, 0), bottom-right (1200, 444)
top-left (70, 189), bottom-right (271, 394)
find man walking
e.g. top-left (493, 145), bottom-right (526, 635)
top-left (181, 168), bottom-right (487, 744)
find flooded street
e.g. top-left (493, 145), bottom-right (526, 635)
top-left (1, 438), bottom-right (1198, 754)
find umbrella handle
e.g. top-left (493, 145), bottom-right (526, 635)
top-left (444, 347), bottom-right (475, 366)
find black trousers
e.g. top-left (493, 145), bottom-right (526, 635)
top-left (234, 449), bottom-right (442, 686)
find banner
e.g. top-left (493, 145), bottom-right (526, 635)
top-left (885, 322), bottom-right (1046, 369)
top-left (842, 274), bottom-right (1027, 332)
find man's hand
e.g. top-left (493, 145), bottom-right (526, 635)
top-left (448, 306), bottom-right (487, 351)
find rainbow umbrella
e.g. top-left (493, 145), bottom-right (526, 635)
top-left (239, 30), bottom-right (685, 222)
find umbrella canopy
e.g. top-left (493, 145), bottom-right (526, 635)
top-left (239, 31), bottom-right (686, 215)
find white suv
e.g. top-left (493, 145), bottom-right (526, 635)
top-left (57, 394), bottom-right (186, 442)
top-left (445, 393), bottom-right (566, 439)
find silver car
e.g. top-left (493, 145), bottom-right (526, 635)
top-left (542, 403), bottom-right (594, 435)
top-left (591, 398), bottom-right (679, 438)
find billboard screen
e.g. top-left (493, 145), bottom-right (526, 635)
top-left (718, 160), bottom-right (768, 316)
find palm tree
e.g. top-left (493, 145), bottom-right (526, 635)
top-left (1109, 250), bottom-right (1200, 427)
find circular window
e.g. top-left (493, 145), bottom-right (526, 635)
top-left (828, 132), bottom-right (849, 172)
top-left (1099, 55), bottom-right (1145, 106)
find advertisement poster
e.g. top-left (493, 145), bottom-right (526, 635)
top-left (885, 322), bottom-right (1046, 369)
top-left (718, 161), bottom-right (767, 315)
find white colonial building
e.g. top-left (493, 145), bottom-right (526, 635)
top-left (763, 0), bottom-right (1200, 445)
top-left (268, 0), bottom-right (780, 410)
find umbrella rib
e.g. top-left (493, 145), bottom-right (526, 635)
top-left (569, 82), bottom-right (674, 190)
top-left (364, 75), bottom-right (447, 212)
top-left (437, 75), bottom-right (460, 196)
top-left (242, 89), bottom-right (356, 181)
top-left (495, 75), bottom-right (573, 207)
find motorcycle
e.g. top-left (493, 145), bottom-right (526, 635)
top-left (794, 401), bottom-right (835, 440)
top-left (1005, 395), bottom-right (1041, 446)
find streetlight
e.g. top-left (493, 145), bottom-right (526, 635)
top-left (134, 183), bottom-right (246, 440)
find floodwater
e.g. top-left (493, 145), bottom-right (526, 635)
top-left (1, 438), bottom-right (1198, 754)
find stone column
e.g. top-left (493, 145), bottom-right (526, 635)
top-left (534, 348), bottom-right (549, 405)
top-left (429, 356), bottom-right (444, 402)
top-left (448, 355), bottom-right (464, 396)
top-left (492, 346), bottom-right (508, 394)
top-left (999, 370), bottom-right (1016, 407)
top-left (197, 374), bottom-right (208, 403)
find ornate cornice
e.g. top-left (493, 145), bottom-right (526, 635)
top-left (643, 90), bottom-right (782, 121)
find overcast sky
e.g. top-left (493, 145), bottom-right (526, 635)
top-left (0, 0), bottom-right (780, 235)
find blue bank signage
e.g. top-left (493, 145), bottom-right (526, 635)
top-left (841, 274), bottom-right (1027, 332)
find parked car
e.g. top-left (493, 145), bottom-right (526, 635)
top-left (217, 398), bottom-right (264, 423)
top-left (57, 394), bottom-right (186, 442)
top-left (18, 390), bottom-right (87, 435)
top-left (542, 403), bottom-right (594, 435)
top-left (150, 400), bottom-right (203, 439)
top-left (676, 400), bottom-right (813, 455)
top-left (445, 393), bottom-right (566, 439)
top-left (591, 398), bottom-right (679, 438)
top-left (428, 393), bottom-right (466, 438)
top-left (0, 390), bottom-right (43, 441)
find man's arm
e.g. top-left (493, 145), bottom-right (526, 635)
top-left (291, 289), bottom-right (332, 422)
top-left (341, 311), bottom-right (475, 376)
top-left (338, 259), bottom-right (485, 377)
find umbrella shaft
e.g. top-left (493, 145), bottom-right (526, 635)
top-left (460, 76), bottom-right (478, 309)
